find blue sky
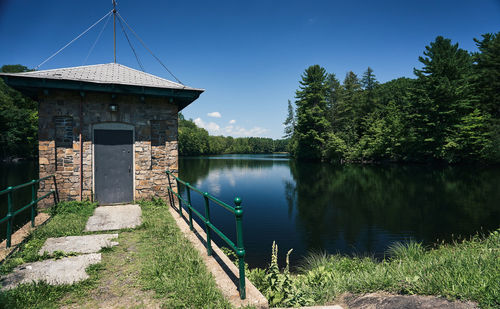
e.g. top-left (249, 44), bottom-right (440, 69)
top-left (1, 0), bottom-right (499, 139)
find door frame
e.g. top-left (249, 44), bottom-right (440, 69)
top-left (92, 122), bottom-right (135, 203)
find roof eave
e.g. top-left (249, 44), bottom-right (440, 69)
top-left (0, 74), bottom-right (204, 111)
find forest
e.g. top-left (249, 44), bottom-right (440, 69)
top-left (0, 65), bottom-right (37, 160)
top-left (285, 33), bottom-right (500, 163)
top-left (178, 113), bottom-right (288, 155)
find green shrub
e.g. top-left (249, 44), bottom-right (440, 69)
top-left (250, 230), bottom-right (500, 309)
top-left (253, 242), bottom-right (313, 307)
top-left (387, 240), bottom-right (426, 261)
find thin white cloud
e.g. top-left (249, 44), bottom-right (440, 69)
top-left (229, 119), bottom-right (236, 124)
top-left (207, 112), bottom-right (221, 118)
top-left (222, 125), bottom-right (268, 137)
top-left (194, 117), bottom-right (220, 134)
top-left (194, 117), bottom-right (268, 137)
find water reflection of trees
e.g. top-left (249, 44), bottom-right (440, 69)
top-left (179, 156), bottom-right (289, 185)
top-left (178, 155), bottom-right (499, 259)
top-left (286, 161), bottom-right (500, 255)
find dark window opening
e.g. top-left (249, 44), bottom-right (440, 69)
top-left (54, 116), bottom-right (73, 148)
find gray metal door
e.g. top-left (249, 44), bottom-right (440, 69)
top-left (94, 129), bottom-right (133, 204)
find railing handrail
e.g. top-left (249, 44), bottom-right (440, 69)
top-left (0, 175), bottom-right (59, 248)
top-left (166, 171), bottom-right (236, 214)
top-left (0, 175), bottom-right (54, 195)
top-left (165, 170), bottom-right (246, 300)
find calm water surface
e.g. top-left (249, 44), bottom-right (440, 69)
top-left (179, 154), bottom-right (500, 269)
top-left (1, 157), bottom-right (498, 268)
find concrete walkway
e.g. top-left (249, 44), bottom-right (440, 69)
top-left (85, 204), bottom-right (142, 231)
top-left (1, 204), bottom-right (141, 291)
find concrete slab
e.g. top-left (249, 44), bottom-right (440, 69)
top-left (85, 204), bottom-right (141, 232)
top-left (0, 253), bottom-right (101, 290)
top-left (39, 234), bottom-right (119, 255)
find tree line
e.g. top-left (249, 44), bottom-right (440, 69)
top-left (0, 63), bottom-right (288, 159)
top-left (0, 65), bottom-right (38, 160)
top-left (285, 33), bottom-right (500, 163)
top-left (178, 113), bottom-right (288, 156)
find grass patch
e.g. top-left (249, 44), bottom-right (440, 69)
top-left (0, 201), bottom-right (99, 309)
top-left (247, 230), bottom-right (500, 309)
top-left (1, 199), bottom-right (232, 308)
top-left (137, 198), bottom-right (231, 308)
top-left (0, 201), bottom-right (97, 274)
top-left (56, 230), bottom-right (156, 308)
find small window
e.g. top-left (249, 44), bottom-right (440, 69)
top-left (54, 116), bottom-right (73, 148)
top-left (151, 120), bottom-right (167, 146)
top-left (151, 120), bottom-right (168, 169)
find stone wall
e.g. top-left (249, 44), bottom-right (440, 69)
top-left (38, 89), bottom-right (179, 206)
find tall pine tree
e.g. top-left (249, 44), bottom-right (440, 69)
top-left (361, 67), bottom-right (378, 112)
top-left (325, 73), bottom-right (342, 129)
top-left (471, 32), bottom-right (500, 161)
top-left (283, 99), bottom-right (295, 139)
top-left (337, 71), bottom-right (362, 148)
top-left (474, 32), bottom-right (500, 118)
top-left (412, 36), bottom-right (475, 161)
top-left (293, 65), bottom-right (330, 160)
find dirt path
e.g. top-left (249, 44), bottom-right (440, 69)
top-left (59, 230), bottom-right (161, 309)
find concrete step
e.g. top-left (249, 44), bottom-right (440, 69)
top-left (39, 234), bottom-right (119, 255)
top-left (85, 204), bottom-right (141, 232)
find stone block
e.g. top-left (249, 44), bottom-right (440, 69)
top-left (39, 234), bottom-right (118, 255)
top-left (85, 205), bottom-right (141, 231)
top-left (1, 254), bottom-right (101, 290)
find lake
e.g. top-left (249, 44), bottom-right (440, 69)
top-left (1, 157), bottom-right (498, 269)
top-left (179, 154), bottom-right (500, 269)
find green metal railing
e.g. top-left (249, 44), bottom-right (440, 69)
top-left (0, 175), bottom-right (59, 248)
top-left (166, 170), bottom-right (246, 300)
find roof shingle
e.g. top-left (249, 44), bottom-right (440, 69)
top-left (1, 63), bottom-right (203, 91)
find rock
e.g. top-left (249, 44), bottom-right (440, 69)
top-left (340, 292), bottom-right (478, 309)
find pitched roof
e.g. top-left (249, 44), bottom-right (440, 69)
top-left (0, 63), bottom-right (203, 91)
top-left (0, 63), bottom-right (204, 110)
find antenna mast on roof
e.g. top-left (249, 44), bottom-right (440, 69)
top-left (113, 0), bottom-right (117, 63)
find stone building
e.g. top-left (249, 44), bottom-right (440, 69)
top-left (0, 63), bottom-right (203, 204)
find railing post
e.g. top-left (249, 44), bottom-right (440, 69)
top-left (166, 172), bottom-right (175, 208)
top-left (176, 179), bottom-right (183, 217)
top-left (31, 180), bottom-right (37, 227)
top-left (234, 197), bottom-right (246, 299)
top-left (203, 192), bottom-right (212, 256)
top-left (53, 175), bottom-right (59, 204)
top-left (186, 183), bottom-right (194, 231)
top-left (6, 187), bottom-right (13, 248)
